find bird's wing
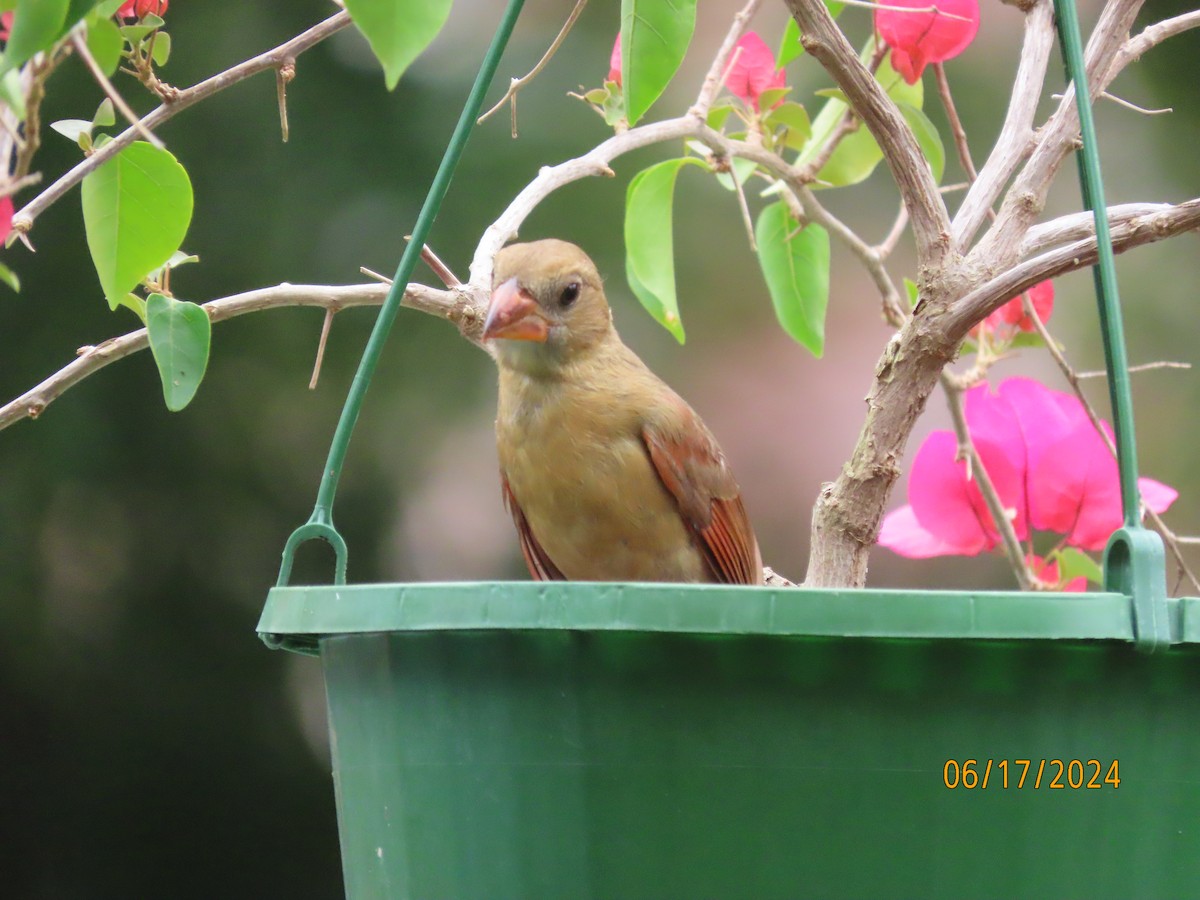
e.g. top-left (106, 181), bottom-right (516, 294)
top-left (500, 470), bottom-right (566, 581)
top-left (641, 411), bottom-right (762, 585)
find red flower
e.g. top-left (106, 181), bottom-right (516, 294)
top-left (973, 280), bottom-right (1055, 339)
top-left (117, 0), bottom-right (168, 20)
top-left (608, 33), bottom-right (621, 86)
top-left (0, 12), bottom-right (12, 42)
top-left (724, 32), bottom-right (786, 110)
top-left (0, 196), bottom-right (12, 246)
top-left (875, 0), bottom-right (979, 85)
top-left (878, 378), bottom-right (1177, 561)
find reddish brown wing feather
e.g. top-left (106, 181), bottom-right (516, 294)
top-left (641, 411), bottom-right (762, 585)
top-left (500, 471), bottom-right (566, 581)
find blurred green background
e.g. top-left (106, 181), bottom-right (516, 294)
top-left (1, 0), bottom-right (1196, 894)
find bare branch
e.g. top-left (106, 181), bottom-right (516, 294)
top-left (69, 31), bottom-right (162, 149)
top-left (948, 199), bottom-right (1200, 339)
top-left (1118, 9), bottom-right (1200, 69)
top-left (478, 0), bottom-right (589, 137)
top-left (952, 0), bottom-right (1054, 250)
top-left (12, 11), bottom-right (351, 234)
top-left (690, 0), bottom-right (765, 117)
top-left (0, 280), bottom-right (469, 431)
top-left (782, 0), bottom-right (951, 271)
top-left (1019, 202), bottom-right (1180, 257)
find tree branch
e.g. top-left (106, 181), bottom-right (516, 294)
top-left (782, 0), bottom-right (951, 272)
top-left (952, 0), bottom-right (1054, 250)
top-left (0, 281), bottom-right (464, 431)
top-left (12, 11), bottom-right (351, 234)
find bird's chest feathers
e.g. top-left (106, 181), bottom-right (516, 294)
top-left (496, 372), bottom-right (700, 580)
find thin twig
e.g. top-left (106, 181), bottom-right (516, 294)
top-left (1076, 360), bottom-right (1192, 379)
top-left (876, 203), bottom-right (909, 258)
top-left (13, 11), bottom-right (351, 234)
top-left (933, 62), bottom-right (977, 182)
top-left (406, 238), bottom-right (461, 288)
top-left (690, 0), bottom-right (764, 117)
top-left (69, 31), bottom-right (163, 149)
top-left (308, 307), bottom-right (335, 389)
top-left (277, 58), bottom-right (295, 142)
top-left (940, 372), bottom-right (1035, 589)
top-left (477, 0), bottom-right (588, 137)
top-left (0, 172), bottom-right (42, 199)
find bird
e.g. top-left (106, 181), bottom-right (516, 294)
top-left (484, 238), bottom-right (762, 585)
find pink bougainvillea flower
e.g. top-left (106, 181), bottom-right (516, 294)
top-left (0, 11), bottom-right (12, 42)
top-left (879, 385), bottom-right (1029, 558)
top-left (879, 377), bottom-right (1178, 562)
top-left (1027, 554), bottom-right (1087, 592)
top-left (724, 32), bottom-right (786, 110)
top-left (118, 0), bottom-right (168, 20)
top-left (608, 33), bottom-right (622, 86)
top-left (876, 0), bottom-right (980, 85)
top-left (0, 196), bottom-right (13, 246)
top-left (973, 280), bottom-right (1055, 338)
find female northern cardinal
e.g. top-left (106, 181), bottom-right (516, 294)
top-left (485, 239), bottom-right (762, 584)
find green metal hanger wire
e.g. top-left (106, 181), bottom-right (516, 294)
top-left (275, 0), bottom-right (527, 588)
top-left (1053, 0), bottom-right (1169, 651)
top-left (275, 0), bottom-right (1170, 649)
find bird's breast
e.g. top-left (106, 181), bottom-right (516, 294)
top-left (496, 376), bottom-right (705, 582)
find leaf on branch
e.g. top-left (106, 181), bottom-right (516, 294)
top-left (0, 260), bottom-right (20, 293)
top-left (777, 3), bottom-right (844, 69)
top-left (1, 0), bottom-right (70, 75)
top-left (799, 45), bottom-right (926, 188)
top-left (624, 157), bottom-right (707, 344)
top-left (755, 200), bottom-right (830, 357)
top-left (620, 0), bottom-right (697, 126)
top-left (81, 141), bottom-right (194, 309)
top-left (897, 101), bottom-right (944, 184)
top-left (85, 13), bottom-right (123, 77)
top-left (1053, 547), bottom-right (1103, 586)
top-left (344, 0), bottom-right (453, 91)
top-left (146, 292), bottom-right (210, 412)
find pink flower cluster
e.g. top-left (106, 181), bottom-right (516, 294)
top-left (879, 377), bottom-right (1177, 566)
top-left (975, 280), bottom-right (1055, 339)
top-left (118, 0), bottom-right (169, 18)
top-left (876, 0), bottom-right (979, 84)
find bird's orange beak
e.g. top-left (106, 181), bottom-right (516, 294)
top-left (484, 278), bottom-right (550, 342)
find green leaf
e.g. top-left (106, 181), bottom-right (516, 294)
top-left (777, 3), bottom-right (843, 68)
top-left (2, 0), bottom-right (70, 74)
top-left (754, 200), bottom-right (830, 356)
top-left (707, 104), bottom-right (734, 131)
top-left (714, 156), bottom-right (757, 192)
top-left (81, 141), bottom-right (193, 309)
top-left (146, 249), bottom-right (199, 285)
top-left (0, 260), bottom-right (20, 293)
top-left (93, 96), bottom-right (115, 127)
top-left (150, 29), bottom-right (170, 66)
top-left (1053, 547), bottom-right (1104, 586)
top-left (145, 292), bottom-right (210, 411)
top-left (620, 0), bottom-right (697, 126)
top-left (0, 69), bottom-right (24, 119)
top-left (756, 86), bottom-right (791, 110)
top-left (84, 11), bottom-right (121, 75)
top-left (797, 36), bottom-right (924, 187)
top-left (897, 101), bottom-right (944, 184)
top-left (67, 0), bottom-right (102, 27)
top-left (904, 277), bottom-right (919, 307)
top-left (624, 157), bottom-right (706, 343)
top-left (764, 101), bottom-right (811, 151)
top-left (92, 0), bottom-right (125, 16)
top-left (344, 0), bottom-right (453, 91)
top-left (50, 118), bottom-right (94, 142)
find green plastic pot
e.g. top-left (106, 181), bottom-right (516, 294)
top-left (258, 583), bottom-right (1200, 898)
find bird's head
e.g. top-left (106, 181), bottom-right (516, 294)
top-left (485, 239), bottom-right (613, 370)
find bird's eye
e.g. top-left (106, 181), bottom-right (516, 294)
top-left (559, 282), bottom-right (581, 308)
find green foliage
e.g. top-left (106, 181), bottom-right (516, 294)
top-left (81, 141), bottom-right (193, 309)
top-left (898, 102), bottom-right (945, 184)
top-left (754, 201), bottom-right (830, 357)
top-left (1, 0), bottom-right (71, 74)
top-left (620, 0), bottom-right (697, 126)
top-left (777, 3), bottom-right (844, 67)
top-left (624, 157), bottom-right (707, 344)
top-left (344, 0), bottom-right (453, 91)
top-left (1053, 547), bottom-right (1104, 586)
top-left (145, 292), bottom-right (211, 411)
top-left (0, 260), bottom-right (20, 293)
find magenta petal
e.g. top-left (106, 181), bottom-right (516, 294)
top-left (725, 32), bottom-right (783, 109)
top-left (1139, 477), bottom-right (1178, 514)
top-left (964, 383), bottom-right (1029, 537)
top-left (908, 430), bottom-right (992, 552)
top-left (878, 505), bottom-right (984, 558)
